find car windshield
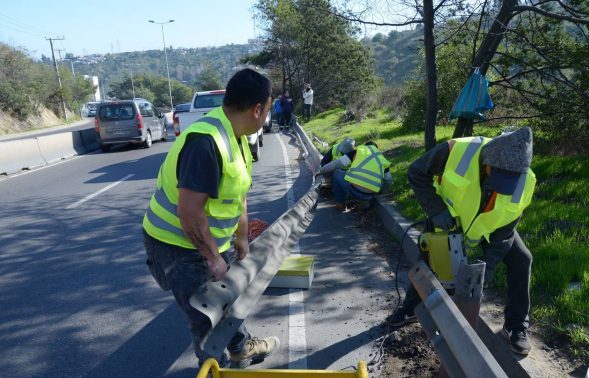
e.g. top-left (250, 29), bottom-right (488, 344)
top-left (87, 103), bottom-right (99, 110)
top-left (98, 104), bottom-right (135, 121)
top-left (175, 103), bottom-right (191, 112)
top-left (193, 94), bottom-right (224, 109)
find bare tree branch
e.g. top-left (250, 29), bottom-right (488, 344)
top-left (512, 5), bottom-right (589, 25)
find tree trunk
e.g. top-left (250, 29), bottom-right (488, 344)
top-left (452, 0), bottom-right (518, 138)
top-left (423, 0), bottom-right (438, 151)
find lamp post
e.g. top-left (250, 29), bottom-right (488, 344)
top-left (149, 19), bottom-right (174, 110)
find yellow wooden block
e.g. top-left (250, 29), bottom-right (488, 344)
top-left (269, 255), bottom-right (315, 289)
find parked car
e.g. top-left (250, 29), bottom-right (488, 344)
top-left (262, 110), bottom-right (271, 133)
top-left (174, 90), bottom-right (265, 161)
top-left (95, 99), bottom-right (168, 152)
top-left (174, 102), bottom-right (191, 114)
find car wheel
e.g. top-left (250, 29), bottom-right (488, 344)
top-left (161, 125), bottom-right (168, 141)
top-left (259, 133), bottom-right (264, 147)
top-left (100, 144), bottom-right (110, 152)
top-left (143, 131), bottom-right (152, 148)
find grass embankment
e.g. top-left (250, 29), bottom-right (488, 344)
top-left (303, 108), bottom-right (589, 356)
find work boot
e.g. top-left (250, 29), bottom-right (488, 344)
top-left (502, 326), bottom-right (531, 355)
top-left (229, 336), bottom-right (280, 368)
top-left (387, 306), bottom-right (418, 327)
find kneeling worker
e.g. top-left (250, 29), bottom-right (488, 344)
top-left (320, 137), bottom-right (356, 167)
top-left (142, 68), bottom-right (279, 368)
top-left (321, 141), bottom-right (392, 211)
top-left (391, 127), bottom-right (535, 356)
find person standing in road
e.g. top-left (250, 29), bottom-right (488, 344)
top-left (142, 68), bottom-right (280, 369)
top-left (302, 83), bottom-right (314, 123)
top-left (279, 90), bottom-right (294, 128)
top-left (390, 127), bottom-right (536, 356)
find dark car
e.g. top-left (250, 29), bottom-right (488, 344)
top-left (95, 99), bottom-right (168, 152)
top-left (174, 103), bottom-right (191, 114)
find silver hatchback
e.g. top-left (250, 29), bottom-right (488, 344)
top-left (95, 99), bottom-right (168, 152)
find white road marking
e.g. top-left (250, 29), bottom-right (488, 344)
top-left (66, 174), bottom-right (135, 209)
top-left (276, 133), bottom-right (307, 369)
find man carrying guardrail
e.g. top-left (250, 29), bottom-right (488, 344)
top-left (391, 127), bottom-right (536, 356)
top-left (142, 68), bottom-right (280, 369)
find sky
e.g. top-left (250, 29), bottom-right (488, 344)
top-left (0, 0), bottom-right (259, 59)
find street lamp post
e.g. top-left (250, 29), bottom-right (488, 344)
top-left (149, 19), bottom-right (174, 110)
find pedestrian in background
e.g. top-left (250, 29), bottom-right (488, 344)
top-left (302, 83), bottom-right (314, 123)
top-left (142, 68), bottom-right (280, 369)
top-left (280, 90), bottom-right (294, 128)
top-left (273, 97), bottom-right (282, 127)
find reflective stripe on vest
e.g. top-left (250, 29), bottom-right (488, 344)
top-left (154, 188), bottom-right (241, 230)
top-left (199, 116), bottom-right (234, 163)
top-left (344, 145), bottom-right (391, 193)
top-left (145, 207), bottom-right (232, 247)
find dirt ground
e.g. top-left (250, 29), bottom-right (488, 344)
top-left (350, 207), bottom-right (588, 378)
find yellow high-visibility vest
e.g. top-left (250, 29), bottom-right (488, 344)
top-left (433, 136), bottom-right (536, 246)
top-left (143, 107), bottom-right (252, 252)
top-left (344, 145), bottom-right (391, 193)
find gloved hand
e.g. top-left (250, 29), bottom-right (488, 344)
top-left (431, 209), bottom-right (455, 231)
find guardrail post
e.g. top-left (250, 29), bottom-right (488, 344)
top-left (409, 261), bottom-right (508, 378)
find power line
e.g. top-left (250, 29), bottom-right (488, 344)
top-left (0, 12), bottom-right (53, 36)
top-left (0, 19), bottom-right (44, 38)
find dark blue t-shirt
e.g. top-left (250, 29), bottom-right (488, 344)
top-left (177, 133), bottom-right (222, 198)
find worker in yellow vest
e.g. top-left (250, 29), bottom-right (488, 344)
top-left (390, 127), bottom-right (535, 356)
top-left (320, 137), bottom-right (356, 167)
top-left (321, 141), bottom-right (392, 211)
top-left (142, 69), bottom-right (279, 369)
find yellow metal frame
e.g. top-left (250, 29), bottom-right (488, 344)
top-left (196, 359), bottom-right (368, 378)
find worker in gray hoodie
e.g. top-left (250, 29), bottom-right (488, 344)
top-left (390, 127), bottom-right (536, 356)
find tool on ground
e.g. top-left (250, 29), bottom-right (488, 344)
top-left (197, 357), bottom-right (368, 378)
top-left (418, 221), bottom-right (467, 289)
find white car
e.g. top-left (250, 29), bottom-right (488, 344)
top-left (174, 89), bottom-right (265, 161)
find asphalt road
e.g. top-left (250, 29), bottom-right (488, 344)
top-left (0, 127), bottom-right (394, 377)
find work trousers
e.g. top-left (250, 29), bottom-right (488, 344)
top-left (303, 104), bottom-right (312, 122)
top-left (143, 230), bottom-right (250, 364)
top-left (403, 231), bottom-right (532, 330)
top-left (332, 169), bottom-right (375, 205)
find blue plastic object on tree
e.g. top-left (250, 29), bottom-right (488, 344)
top-left (449, 68), bottom-right (494, 120)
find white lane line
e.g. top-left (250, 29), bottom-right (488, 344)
top-left (66, 174), bottom-right (135, 209)
top-left (276, 132), bottom-right (308, 369)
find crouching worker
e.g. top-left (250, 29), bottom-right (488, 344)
top-left (390, 127), bottom-right (536, 356)
top-left (321, 141), bottom-right (392, 211)
top-left (142, 68), bottom-right (280, 368)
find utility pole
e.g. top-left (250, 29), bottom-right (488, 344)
top-left (46, 37), bottom-right (68, 121)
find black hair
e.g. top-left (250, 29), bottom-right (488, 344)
top-left (364, 141), bottom-right (378, 148)
top-left (223, 68), bottom-right (272, 111)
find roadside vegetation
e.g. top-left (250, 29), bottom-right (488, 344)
top-left (0, 43), bottom-right (94, 122)
top-left (303, 108), bottom-right (589, 358)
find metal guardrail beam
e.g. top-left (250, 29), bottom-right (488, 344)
top-left (410, 261), bottom-right (508, 378)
